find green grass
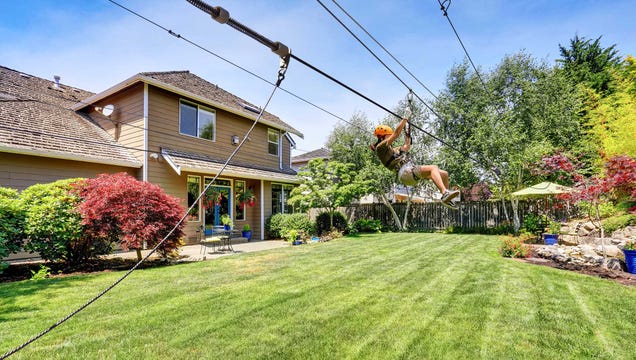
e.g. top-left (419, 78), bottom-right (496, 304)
top-left (1, 233), bottom-right (635, 359)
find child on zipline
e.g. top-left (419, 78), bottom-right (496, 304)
top-left (370, 112), bottom-right (460, 209)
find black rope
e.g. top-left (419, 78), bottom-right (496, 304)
top-left (0, 39), bottom-right (290, 360)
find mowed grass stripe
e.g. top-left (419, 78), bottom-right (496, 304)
top-left (1, 234), bottom-right (635, 359)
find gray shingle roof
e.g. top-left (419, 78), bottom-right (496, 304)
top-left (140, 71), bottom-right (302, 137)
top-left (0, 65), bottom-right (141, 167)
top-left (162, 147), bottom-right (298, 183)
top-left (292, 147), bottom-right (331, 162)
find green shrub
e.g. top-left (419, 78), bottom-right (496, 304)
top-left (30, 265), bottom-right (51, 281)
top-left (265, 213), bottom-right (314, 239)
top-left (352, 219), bottom-right (383, 233)
top-left (20, 178), bottom-right (111, 264)
top-left (498, 236), bottom-right (531, 258)
top-left (316, 211), bottom-right (347, 235)
top-left (578, 201), bottom-right (621, 219)
top-left (0, 187), bottom-right (25, 274)
top-left (603, 214), bottom-right (636, 235)
top-left (522, 213), bottom-right (544, 233)
top-left (266, 213), bottom-right (286, 239)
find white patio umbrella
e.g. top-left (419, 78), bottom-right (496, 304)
top-left (511, 181), bottom-right (572, 197)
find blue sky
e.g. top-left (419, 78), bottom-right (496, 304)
top-left (1, 0), bottom-right (634, 155)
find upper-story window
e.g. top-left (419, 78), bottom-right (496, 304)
top-left (180, 100), bottom-right (216, 141)
top-left (268, 128), bottom-right (279, 156)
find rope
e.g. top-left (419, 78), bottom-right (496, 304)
top-left (329, 0), bottom-right (439, 101)
top-left (316, 0), bottom-right (440, 122)
top-left (437, 0), bottom-right (502, 177)
top-left (0, 55), bottom-right (289, 360)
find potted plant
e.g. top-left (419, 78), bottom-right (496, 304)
top-left (623, 241), bottom-right (636, 274)
top-left (220, 214), bottom-right (233, 230)
top-left (242, 224), bottom-right (252, 241)
top-left (543, 219), bottom-right (561, 245)
top-left (287, 229), bottom-right (302, 245)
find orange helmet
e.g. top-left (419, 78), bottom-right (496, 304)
top-left (374, 125), bottom-right (393, 137)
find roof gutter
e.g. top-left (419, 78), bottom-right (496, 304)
top-left (0, 146), bottom-right (142, 168)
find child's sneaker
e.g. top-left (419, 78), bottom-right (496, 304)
top-left (440, 190), bottom-right (460, 210)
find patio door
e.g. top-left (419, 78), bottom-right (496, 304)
top-left (203, 178), bottom-right (232, 232)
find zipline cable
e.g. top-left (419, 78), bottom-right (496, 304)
top-left (0, 46), bottom-right (290, 360)
top-left (185, 1), bottom-right (488, 167)
top-left (437, 0), bottom-right (503, 176)
top-left (322, 0), bottom-right (439, 101)
top-left (437, 0), bottom-right (487, 88)
top-left (105, 0), bottom-right (365, 133)
top-left (318, 0), bottom-right (496, 175)
top-left (317, 0), bottom-right (444, 126)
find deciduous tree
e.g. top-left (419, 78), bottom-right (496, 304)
top-left (76, 173), bottom-right (186, 260)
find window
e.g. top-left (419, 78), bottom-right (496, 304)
top-left (268, 128), bottom-right (279, 156)
top-left (235, 180), bottom-right (246, 221)
top-left (179, 101), bottom-right (216, 140)
top-left (186, 176), bottom-right (201, 221)
top-left (272, 183), bottom-right (295, 214)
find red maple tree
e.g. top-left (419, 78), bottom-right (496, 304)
top-left (75, 173), bottom-right (187, 259)
top-left (539, 153), bottom-right (636, 243)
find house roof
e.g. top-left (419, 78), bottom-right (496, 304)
top-left (292, 147), bottom-right (331, 163)
top-left (0, 66), bottom-right (142, 167)
top-left (73, 70), bottom-right (303, 138)
top-left (161, 148), bottom-right (299, 183)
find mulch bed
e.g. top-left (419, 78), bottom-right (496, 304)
top-left (516, 248), bottom-right (636, 286)
top-left (1, 258), bottom-right (176, 284)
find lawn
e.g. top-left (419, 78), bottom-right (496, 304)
top-left (1, 233), bottom-right (635, 359)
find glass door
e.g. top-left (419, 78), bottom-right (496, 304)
top-left (203, 179), bottom-right (232, 234)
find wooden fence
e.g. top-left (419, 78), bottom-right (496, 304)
top-left (348, 200), bottom-right (579, 232)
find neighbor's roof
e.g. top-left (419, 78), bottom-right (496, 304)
top-left (291, 147), bottom-right (331, 163)
top-left (0, 66), bottom-right (141, 167)
top-left (73, 70), bottom-right (303, 138)
top-left (161, 148), bottom-right (299, 183)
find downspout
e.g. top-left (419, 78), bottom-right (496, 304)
top-left (143, 83), bottom-right (149, 182)
top-left (260, 179), bottom-right (265, 240)
top-left (279, 130), bottom-right (283, 170)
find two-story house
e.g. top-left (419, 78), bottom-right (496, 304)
top-left (0, 65), bottom-right (303, 242)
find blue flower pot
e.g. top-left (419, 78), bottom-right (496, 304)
top-left (623, 249), bottom-right (636, 274)
top-left (543, 234), bottom-right (558, 245)
top-left (242, 230), bottom-right (252, 241)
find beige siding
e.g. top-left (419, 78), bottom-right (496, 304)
top-left (282, 135), bottom-right (292, 171)
top-left (146, 86), bottom-right (287, 170)
top-left (89, 83), bottom-right (146, 163)
top-left (0, 152), bottom-right (137, 191)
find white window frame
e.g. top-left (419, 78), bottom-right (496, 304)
top-left (179, 100), bottom-right (216, 141)
top-left (186, 175), bottom-right (201, 222)
top-left (267, 128), bottom-right (280, 156)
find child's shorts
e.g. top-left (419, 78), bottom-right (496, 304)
top-left (397, 162), bottom-right (421, 186)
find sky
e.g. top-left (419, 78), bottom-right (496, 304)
top-left (1, 0), bottom-right (634, 156)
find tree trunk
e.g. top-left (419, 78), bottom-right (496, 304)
top-left (380, 193), bottom-right (402, 230)
top-left (511, 198), bottom-right (520, 233)
top-left (594, 202), bottom-right (607, 260)
top-left (135, 248), bottom-right (142, 262)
